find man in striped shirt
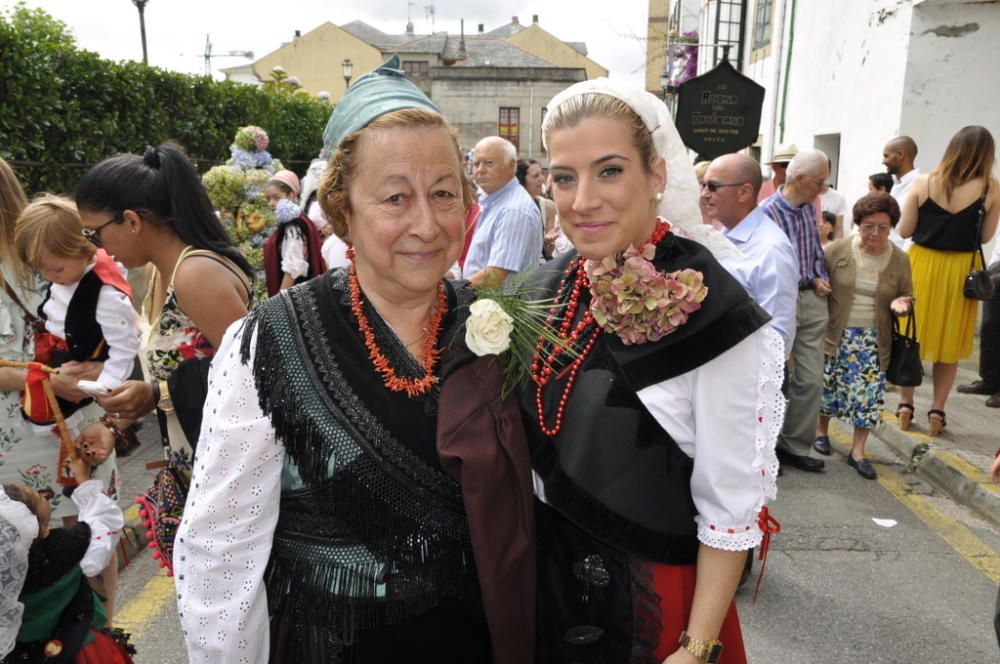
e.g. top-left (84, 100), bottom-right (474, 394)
top-left (760, 148), bottom-right (831, 473)
top-left (463, 137), bottom-right (543, 288)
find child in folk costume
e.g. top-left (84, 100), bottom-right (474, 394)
top-left (2, 456), bottom-right (133, 664)
top-left (13, 196), bottom-right (138, 484)
top-left (14, 196), bottom-right (138, 412)
top-left (262, 170), bottom-right (326, 296)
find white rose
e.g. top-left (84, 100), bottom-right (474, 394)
top-left (465, 299), bottom-right (514, 356)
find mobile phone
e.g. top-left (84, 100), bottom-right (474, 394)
top-left (77, 380), bottom-right (112, 398)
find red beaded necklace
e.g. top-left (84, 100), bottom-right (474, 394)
top-left (347, 248), bottom-right (448, 397)
top-left (530, 219), bottom-right (670, 436)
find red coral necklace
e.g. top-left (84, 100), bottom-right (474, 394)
top-left (530, 219), bottom-right (670, 436)
top-left (347, 248), bottom-right (447, 397)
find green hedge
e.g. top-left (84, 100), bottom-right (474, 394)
top-left (0, 4), bottom-right (331, 194)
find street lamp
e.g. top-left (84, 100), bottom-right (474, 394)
top-left (131, 0), bottom-right (150, 65)
top-left (342, 59), bottom-right (353, 88)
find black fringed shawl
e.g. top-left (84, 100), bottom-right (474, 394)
top-left (239, 270), bottom-right (480, 661)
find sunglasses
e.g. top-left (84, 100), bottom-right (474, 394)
top-left (81, 213), bottom-right (123, 247)
top-left (701, 180), bottom-right (748, 192)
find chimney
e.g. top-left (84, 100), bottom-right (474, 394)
top-left (478, 23), bottom-right (484, 33)
top-left (511, 16), bottom-right (519, 25)
top-left (459, 19), bottom-right (467, 58)
top-left (532, 15), bottom-right (538, 24)
top-left (406, 20), bottom-right (414, 36)
top-left (293, 29), bottom-right (301, 38)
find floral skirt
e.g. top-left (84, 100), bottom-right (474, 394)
top-left (820, 327), bottom-right (885, 431)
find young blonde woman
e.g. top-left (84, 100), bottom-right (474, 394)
top-left (521, 79), bottom-right (783, 664)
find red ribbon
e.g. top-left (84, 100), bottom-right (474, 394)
top-left (753, 506), bottom-right (781, 604)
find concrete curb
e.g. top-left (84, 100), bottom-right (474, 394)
top-left (861, 411), bottom-right (1000, 528)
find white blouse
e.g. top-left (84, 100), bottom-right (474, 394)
top-left (71, 479), bottom-right (124, 577)
top-left (42, 261), bottom-right (140, 389)
top-left (175, 321), bottom-right (282, 664)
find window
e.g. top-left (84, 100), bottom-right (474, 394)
top-left (710, 0), bottom-right (747, 69)
top-left (499, 107), bottom-right (520, 150)
top-left (753, 0), bottom-right (773, 50)
top-left (402, 60), bottom-right (429, 78)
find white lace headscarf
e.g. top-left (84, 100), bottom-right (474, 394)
top-left (0, 486), bottom-right (37, 657)
top-left (541, 78), bottom-right (742, 261)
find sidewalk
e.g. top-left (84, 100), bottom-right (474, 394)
top-left (834, 360), bottom-right (1000, 528)
top-left (114, 420), bottom-right (162, 572)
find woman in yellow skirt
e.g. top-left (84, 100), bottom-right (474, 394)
top-left (897, 126), bottom-right (1000, 435)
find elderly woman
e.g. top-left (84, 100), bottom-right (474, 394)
top-left (813, 193), bottom-right (913, 479)
top-left (522, 79), bottom-right (783, 663)
top-left (174, 57), bottom-right (532, 664)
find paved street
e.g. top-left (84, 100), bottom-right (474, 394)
top-left (111, 417), bottom-right (1000, 663)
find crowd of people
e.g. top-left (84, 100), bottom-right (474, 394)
top-left (0, 53), bottom-right (997, 663)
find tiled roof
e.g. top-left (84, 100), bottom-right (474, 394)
top-left (458, 37), bottom-right (552, 67)
top-left (339, 20), bottom-right (416, 49)
top-left (484, 21), bottom-right (527, 37)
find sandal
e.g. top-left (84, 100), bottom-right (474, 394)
top-left (928, 409), bottom-right (947, 437)
top-left (896, 403), bottom-right (914, 431)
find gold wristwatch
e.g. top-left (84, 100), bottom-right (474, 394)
top-left (678, 631), bottom-right (724, 663)
top-left (157, 380), bottom-right (175, 414)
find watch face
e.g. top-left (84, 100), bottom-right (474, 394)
top-left (707, 643), bottom-right (724, 663)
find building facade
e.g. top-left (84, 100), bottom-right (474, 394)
top-left (226, 15), bottom-right (606, 161)
top-left (652, 0), bottom-right (1000, 213)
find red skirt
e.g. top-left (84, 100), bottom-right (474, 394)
top-left (75, 630), bottom-right (135, 664)
top-left (652, 563), bottom-right (747, 663)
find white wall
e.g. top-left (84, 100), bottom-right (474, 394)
top-left (902, 2), bottom-right (1000, 170)
top-left (773, 0), bottom-right (915, 210)
top-left (904, 1), bottom-right (1000, 257)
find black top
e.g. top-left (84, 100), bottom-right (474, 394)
top-left (913, 192), bottom-right (986, 251)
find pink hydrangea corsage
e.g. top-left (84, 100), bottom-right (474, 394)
top-left (586, 242), bottom-right (709, 345)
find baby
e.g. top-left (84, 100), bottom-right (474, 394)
top-left (2, 456), bottom-right (132, 662)
top-left (13, 195), bottom-right (139, 428)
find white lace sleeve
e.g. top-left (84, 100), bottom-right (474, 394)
top-left (279, 226), bottom-right (309, 279)
top-left (174, 320), bottom-right (282, 664)
top-left (94, 285), bottom-right (140, 389)
top-left (0, 520), bottom-right (27, 659)
top-left (637, 324), bottom-right (784, 551)
top-left (71, 479), bottom-right (124, 577)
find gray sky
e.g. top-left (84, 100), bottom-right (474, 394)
top-left (7, 1), bottom-right (652, 86)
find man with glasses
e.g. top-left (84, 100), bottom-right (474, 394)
top-left (760, 149), bottom-right (832, 473)
top-left (702, 154), bottom-right (798, 357)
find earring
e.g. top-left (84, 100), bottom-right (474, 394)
top-left (654, 192), bottom-right (663, 202)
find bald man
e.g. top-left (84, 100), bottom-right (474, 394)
top-left (882, 136), bottom-right (920, 249)
top-left (703, 154), bottom-right (798, 356)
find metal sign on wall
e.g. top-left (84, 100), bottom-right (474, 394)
top-left (674, 59), bottom-right (765, 160)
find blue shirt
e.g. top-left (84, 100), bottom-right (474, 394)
top-left (721, 206), bottom-right (800, 354)
top-left (760, 187), bottom-right (829, 284)
top-left (463, 178), bottom-right (543, 278)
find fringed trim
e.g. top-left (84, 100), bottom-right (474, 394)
top-left (265, 533), bottom-right (479, 657)
top-left (628, 556), bottom-right (663, 664)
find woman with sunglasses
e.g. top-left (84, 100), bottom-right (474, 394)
top-left (73, 142), bottom-right (252, 461)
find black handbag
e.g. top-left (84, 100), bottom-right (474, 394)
top-left (963, 192), bottom-right (993, 300)
top-left (887, 308), bottom-right (923, 387)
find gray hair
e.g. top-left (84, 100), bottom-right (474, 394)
top-left (787, 148), bottom-right (829, 180)
top-left (476, 136), bottom-right (517, 164)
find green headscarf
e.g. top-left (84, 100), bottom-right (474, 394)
top-left (321, 54), bottom-right (440, 154)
